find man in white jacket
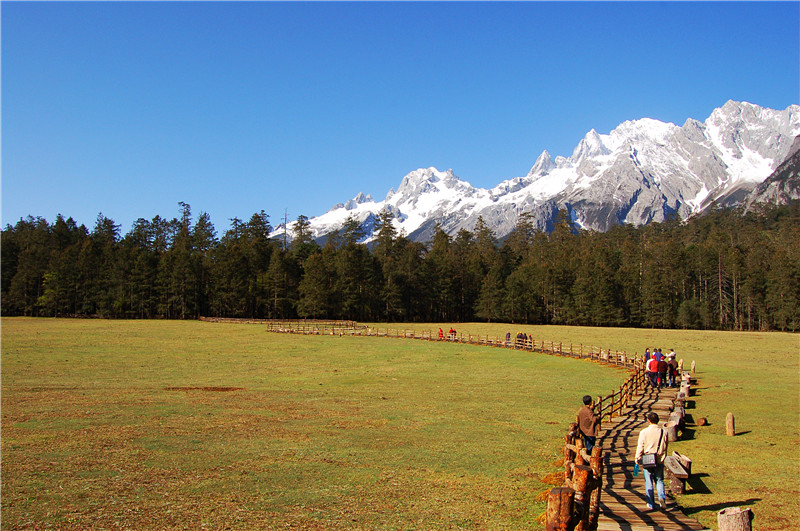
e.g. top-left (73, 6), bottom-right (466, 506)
top-left (635, 412), bottom-right (668, 510)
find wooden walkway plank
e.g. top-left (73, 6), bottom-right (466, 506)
top-left (594, 385), bottom-right (708, 531)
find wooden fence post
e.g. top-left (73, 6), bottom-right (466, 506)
top-left (572, 465), bottom-right (592, 503)
top-left (546, 487), bottom-right (575, 531)
top-left (588, 446), bottom-right (603, 530)
top-left (726, 413), bottom-right (736, 436)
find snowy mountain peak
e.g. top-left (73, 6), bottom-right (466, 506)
top-left (528, 150), bottom-right (556, 177)
top-left (343, 192), bottom-right (374, 210)
top-left (610, 118), bottom-right (679, 147)
top-left (571, 129), bottom-right (610, 163)
top-left (273, 101), bottom-right (800, 245)
top-left (396, 167), bottom-right (443, 192)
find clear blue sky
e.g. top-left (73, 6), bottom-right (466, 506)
top-left (3, 1), bottom-right (799, 235)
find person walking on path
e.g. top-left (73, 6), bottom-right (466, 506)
top-left (656, 357), bottom-right (668, 388)
top-left (635, 412), bottom-right (669, 511)
top-left (667, 352), bottom-right (679, 387)
top-left (576, 395), bottom-right (600, 453)
top-left (646, 355), bottom-right (659, 388)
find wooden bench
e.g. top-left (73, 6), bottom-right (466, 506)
top-left (664, 451), bottom-right (692, 495)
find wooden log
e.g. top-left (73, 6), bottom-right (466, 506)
top-left (670, 408), bottom-right (685, 428)
top-left (546, 487), bottom-right (575, 531)
top-left (664, 421), bottom-right (680, 442)
top-left (587, 445), bottom-right (603, 529)
top-left (718, 507), bottom-right (753, 531)
top-left (575, 437), bottom-right (586, 466)
top-left (564, 430), bottom-right (575, 482)
top-left (572, 465), bottom-right (593, 503)
top-left (589, 446), bottom-right (603, 477)
top-left (726, 412), bottom-right (736, 436)
top-left (574, 489), bottom-right (593, 531)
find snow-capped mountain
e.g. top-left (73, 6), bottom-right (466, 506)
top-left (744, 134), bottom-right (800, 211)
top-left (272, 101), bottom-right (800, 244)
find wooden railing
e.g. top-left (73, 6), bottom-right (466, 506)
top-left (252, 319), bottom-right (645, 372)
top-left (595, 364), bottom-right (647, 423)
top-left (552, 438), bottom-right (604, 531)
top-left (200, 317), bottom-right (360, 330)
top-left (548, 364), bottom-right (648, 530)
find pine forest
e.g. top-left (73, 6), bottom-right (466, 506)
top-left (2, 202), bottom-right (799, 332)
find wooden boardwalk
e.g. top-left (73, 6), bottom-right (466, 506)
top-left (595, 385), bottom-right (707, 531)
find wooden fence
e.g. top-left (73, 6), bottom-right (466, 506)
top-left (551, 440), bottom-right (604, 531)
top-left (549, 363), bottom-right (648, 530)
top-left (253, 319), bottom-right (645, 373)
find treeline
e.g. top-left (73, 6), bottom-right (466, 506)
top-left (3, 202), bottom-right (799, 331)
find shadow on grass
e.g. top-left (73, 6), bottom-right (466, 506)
top-left (684, 472), bottom-right (712, 495)
top-left (735, 430), bottom-right (752, 436)
top-left (682, 497), bottom-right (762, 515)
top-left (679, 427), bottom-right (696, 441)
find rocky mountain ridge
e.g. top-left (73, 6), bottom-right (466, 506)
top-left (272, 100), bottom-right (800, 244)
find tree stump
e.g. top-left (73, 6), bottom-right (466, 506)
top-left (718, 507), bottom-right (753, 531)
top-left (546, 487), bottom-right (575, 531)
top-left (697, 417), bottom-right (708, 426)
top-left (664, 421), bottom-right (679, 442)
top-left (726, 412), bottom-right (736, 436)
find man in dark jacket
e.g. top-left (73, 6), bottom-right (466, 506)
top-left (576, 395), bottom-right (600, 453)
top-left (667, 353), bottom-right (679, 387)
top-left (656, 357), bottom-right (669, 388)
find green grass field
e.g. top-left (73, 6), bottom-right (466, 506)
top-left (2, 319), bottom-right (797, 529)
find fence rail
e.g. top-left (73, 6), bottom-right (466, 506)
top-left (247, 319), bottom-right (646, 373)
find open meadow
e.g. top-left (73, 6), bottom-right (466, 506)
top-left (2, 318), bottom-right (798, 529)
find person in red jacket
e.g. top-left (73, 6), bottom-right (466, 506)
top-left (646, 354), bottom-right (659, 388)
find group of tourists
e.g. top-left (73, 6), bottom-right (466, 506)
top-left (437, 327), bottom-right (458, 341)
top-left (645, 347), bottom-right (679, 389)
top-left (505, 331), bottom-right (532, 348)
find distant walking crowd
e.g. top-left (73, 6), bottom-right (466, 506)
top-left (507, 331), bottom-right (532, 348)
top-left (438, 327), bottom-right (458, 341)
top-left (645, 348), bottom-right (679, 388)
